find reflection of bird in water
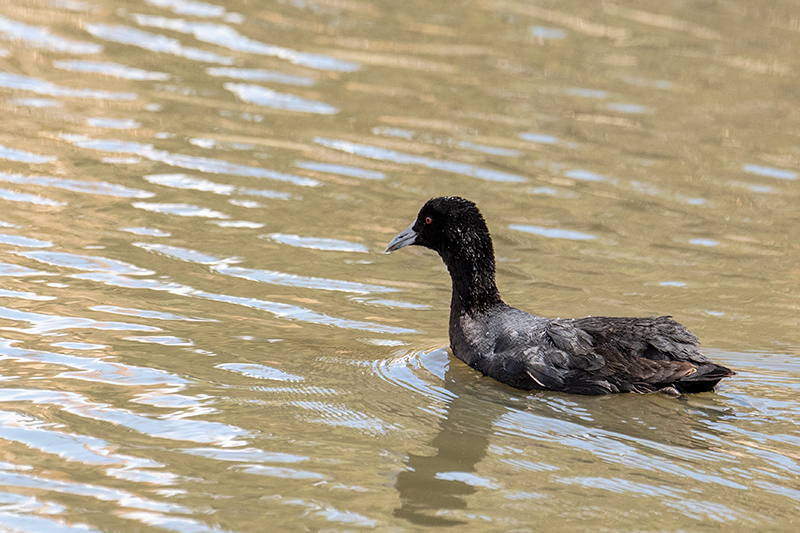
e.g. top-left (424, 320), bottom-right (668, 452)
top-left (392, 354), bottom-right (501, 527)
top-left (394, 433), bottom-right (485, 527)
top-left (386, 196), bottom-right (735, 396)
top-left (391, 349), bottom-right (737, 525)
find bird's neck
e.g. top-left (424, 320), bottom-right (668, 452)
top-left (441, 243), bottom-right (503, 314)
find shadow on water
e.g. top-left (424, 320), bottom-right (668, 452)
top-left (391, 348), bottom-right (738, 527)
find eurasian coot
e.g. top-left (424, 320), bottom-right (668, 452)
top-left (386, 196), bottom-right (734, 395)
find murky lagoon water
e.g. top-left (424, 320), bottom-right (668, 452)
top-left (0, 0), bottom-right (799, 531)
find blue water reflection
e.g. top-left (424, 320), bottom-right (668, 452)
top-left (132, 15), bottom-right (360, 72)
top-left (0, 15), bottom-right (102, 54)
top-left (314, 137), bottom-right (527, 182)
top-left (53, 59), bottom-right (171, 80)
top-left (62, 135), bottom-right (320, 186)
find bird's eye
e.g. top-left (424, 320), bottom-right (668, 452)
top-left (425, 216), bottom-right (433, 225)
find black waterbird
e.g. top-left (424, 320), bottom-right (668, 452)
top-left (385, 196), bottom-right (735, 396)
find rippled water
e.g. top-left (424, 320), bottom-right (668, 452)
top-left (0, 0), bottom-right (799, 531)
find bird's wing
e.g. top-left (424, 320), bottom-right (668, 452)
top-left (516, 319), bottom-right (606, 392)
top-left (526, 316), bottom-right (716, 394)
top-left (567, 315), bottom-right (705, 363)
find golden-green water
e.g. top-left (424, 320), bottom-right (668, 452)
top-left (0, 0), bottom-right (798, 530)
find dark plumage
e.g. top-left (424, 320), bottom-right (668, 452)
top-left (385, 196), bottom-right (735, 396)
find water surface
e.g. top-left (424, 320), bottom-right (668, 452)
top-left (0, 0), bottom-right (798, 531)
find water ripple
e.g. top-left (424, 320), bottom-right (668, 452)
top-left (288, 400), bottom-right (395, 434)
top-left (8, 97), bottom-right (62, 108)
top-left (0, 465), bottom-right (185, 513)
top-left (68, 271), bottom-right (415, 334)
top-left (85, 23), bottom-right (234, 64)
top-left (92, 305), bottom-right (215, 322)
top-left (0, 492), bottom-right (65, 516)
top-left (0, 234), bottom-right (52, 248)
top-left (17, 250), bottom-right (154, 275)
top-left (373, 127), bottom-right (414, 139)
top-left (606, 102), bottom-right (650, 114)
top-left (216, 363), bottom-right (304, 382)
top-left (0, 410), bottom-right (175, 487)
top-left (62, 134), bottom-right (320, 187)
top-left (146, 0), bottom-right (228, 19)
top-left (0, 187), bottom-right (65, 206)
top-left (184, 447), bottom-right (307, 465)
top-left (554, 475), bottom-right (755, 523)
top-left (224, 83), bottom-right (338, 114)
top-left (135, 241), bottom-right (394, 293)
top-left (564, 87), bottom-right (609, 98)
top-left (295, 161), bottom-right (385, 180)
top-left (727, 181), bottom-right (776, 194)
top-left (456, 141), bottom-right (521, 157)
top-left (0, 262), bottom-right (53, 277)
top-left (622, 76), bottom-right (673, 89)
top-left (529, 26), bottom-right (567, 40)
top-left (0, 171), bottom-right (154, 198)
top-left (53, 59), bottom-right (171, 80)
top-left (132, 15), bottom-right (360, 72)
top-left (235, 464), bottom-right (326, 481)
top-left (519, 132), bottom-right (559, 144)
top-left (689, 238), bottom-right (719, 247)
top-left (314, 137), bottom-right (526, 182)
top-left (742, 164), bottom-right (797, 181)
top-left (133, 202), bottom-right (230, 219)
top-left (125, 336), bottom-right (194, 346)
top-left (373, 349), bottom-right (455, 410)
top-left (0, 388), bottom-right (248, 446)
top-left (133, 242), bottom-right (230, 265)
top-left (216, 265), bottom-right (395, 294)
top-left (0, 15), bottom-right (102, 54)
top-left (0, 511), bottom-right (100, 532)
top-left (0, 145), bottom-right (55, 164)
top-left (87, 118), bottom-right (141, 129)
top-left (555, 475), bottom-right (682, 498)
top-left (0, 307), bottom-right (160, 335)
top-left (268, 496), bottom-right (378, 527)
top-left (0, 288), bottom-right (55, 300)
top-left (564, 169), bottom-right (607, 182)
top-left (120, 227), bottom-right (172, 237)
top-left (509, 224), bottom-right (597, 241)
top-left (144, 173), bottom-right (235, 194)
top-left (50, 342), bottom-right (106, 350)
top-left (144, 173), bottom-right (291, 200)
top-left (0, 72), bottom-right (136, 100)
top-left (350, 298), bottom-right (427, 310)
top-left (199, 291), bottom-right (416, 334)
top-left (213, 220), bottom-right (263, 228)
top-left (117, 511), bottom-right (237, 533)
top-left (265, 233), bottom-right (369, 253)
top-left (206, 67), bottom-right (315, 86)
top-left (435, 471), bottom-right (500, 489)
top-left (496, 409), bottom-right (744, 491)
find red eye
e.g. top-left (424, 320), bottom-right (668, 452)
top-left (425, 216), bottom-right (432, 225)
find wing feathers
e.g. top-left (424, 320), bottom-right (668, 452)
top-left (521, 316), bottom-right (733, 394)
